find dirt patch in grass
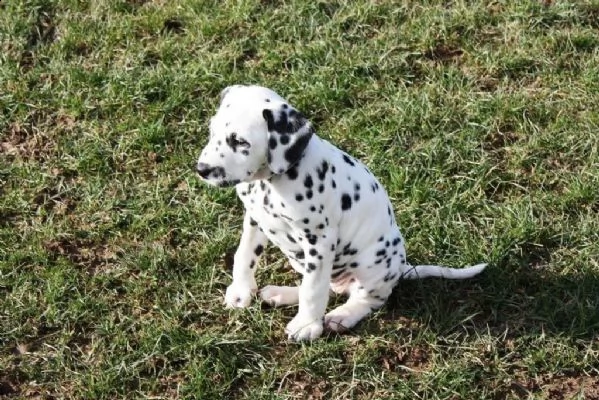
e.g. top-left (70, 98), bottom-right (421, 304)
top-left (424, 44), bottom-right (464, 63)
top-left (482, 126), bottom-right (520, 152)
top-left (377, 344), bottom-right (429, 373)
top-left (44, 236), bottom-right (120, 273)
top-left (1, 121), bottom-right (55, 162)
top-left (537, 373), bottom-right (599, 400)
top-left (510, 374), bottom-right (599, 400)
top-left (161, 18), bottom-right (186, 35)
top-left (1, 110), bottom-right (76, 162)
top-left (0, 367), bottom-right (27, 397)
top-left (32, 185), bottom-right (78, 217)
top-left (276, 370), bottom-right (331, 399)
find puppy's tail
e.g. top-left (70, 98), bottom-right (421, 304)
top-left (401, 263), bottom-right (487, 280)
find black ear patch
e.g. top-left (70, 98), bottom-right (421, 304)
top-left (264, 104), bottom-right (314, 174)
top-left (263, 109), bottom-right (276, 131)
top-left (263, 108), bottom-right (307, 135)
top-left (284, 132), bottom-right (312, 164)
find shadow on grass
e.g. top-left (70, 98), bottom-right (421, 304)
top-left (383, 258), bottom-right (599, 340)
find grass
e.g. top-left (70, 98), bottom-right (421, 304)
top-left (1, 0), bottom-right (598, 398)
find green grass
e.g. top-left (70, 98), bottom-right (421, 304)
top-left (1, 0), bottom-right (599, 398)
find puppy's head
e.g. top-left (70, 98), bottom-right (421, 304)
top-left (196, 85), bottom-right (313, 187)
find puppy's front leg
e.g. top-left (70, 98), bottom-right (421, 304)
top-left (224, 213), bottom-right (268, 308)
top-left (286, 229), bottom-right (337, 341)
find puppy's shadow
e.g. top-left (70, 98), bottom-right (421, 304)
top-left (378, 250), bottom-right (599, 340)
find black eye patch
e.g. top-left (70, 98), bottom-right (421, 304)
top-left (226, 132), bottom-right (251, 152)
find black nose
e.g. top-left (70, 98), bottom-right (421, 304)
top-left (196, 162), bottom-right (213, 179)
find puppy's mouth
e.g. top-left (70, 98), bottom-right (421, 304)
top-left (196, 174), bottom-right (240, 188)
top-left (216, 179), bottom-right (241, 188)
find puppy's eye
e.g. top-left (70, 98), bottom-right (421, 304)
top-left (226, 133), bottom-right (251, 151)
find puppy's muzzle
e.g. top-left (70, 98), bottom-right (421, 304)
top-left (196, 163), bottom-right (227, 180)
top-left (196, 162), bottom-right (214, 179)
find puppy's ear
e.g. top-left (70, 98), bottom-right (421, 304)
top-left (263, 104), bottom-right (314, 174)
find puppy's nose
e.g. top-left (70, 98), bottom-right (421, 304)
top-left (196, 162), bottom-right (213, 179)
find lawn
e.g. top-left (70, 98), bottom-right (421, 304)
top-left (1, 0), bottom-right (598, 398)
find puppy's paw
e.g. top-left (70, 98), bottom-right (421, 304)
top-left (325, 302), bottom-right (371, 333)
top-left (260, 285), bottom-right (299, 307)
top-left (224, 282), bottom-right (257, 308)
top-left (285, 314), bottom-right (324, 342)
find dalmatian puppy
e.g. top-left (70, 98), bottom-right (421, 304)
top-left (196, 85), bottom-right (486, 341)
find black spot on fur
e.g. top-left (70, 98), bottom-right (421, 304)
top-left (250, 218), bottom-right (258, 226)
top-left (392, 237), bottom-right (401, 246)
top-left (269, 137), bottom-right (277, 149)
top-left (316, 160), bottom-right (329, 180)
top-left (263, 108), bottom-right (289, 133)
top-left (304, 175), bottom-right (313, 188)
top-left (287, 234), bottom-right (296, 243)
top-left (376, 249), bottom-right (386, 257)
top-left (303, 218), bottom-right (310, 224)
top-left (280, 134), bottom-right (290, 145)
top-left (286, 166), bottom-right (298, 180)
top-left (342, 154), bottom-right (355, 166)
top-left (306, 190), bottom-right (313, 199)
top-left (254, 245), bottom-right (264, 256)
top-left (296, 194), bottom-right (304, 201)
top-left (341, 194), bottom-right (352, 211)
top-left (307, 263), bottom-right (317, 271)
top-left (295, 250), bottom-right (305, 259)
top-left (309, 248), bottom-right (318, 256)
top-left (249, 260), bottom-right (255, 269)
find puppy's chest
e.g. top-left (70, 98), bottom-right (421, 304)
top-left (237, 180), bottom-right (330, 246)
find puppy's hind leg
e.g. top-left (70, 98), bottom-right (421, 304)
top-left (259, 258), bottom-right (303, 306)
top-left (324, 283), bottom-right (393, 333)
top-left (260, 286), bottom-right (299, 306)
